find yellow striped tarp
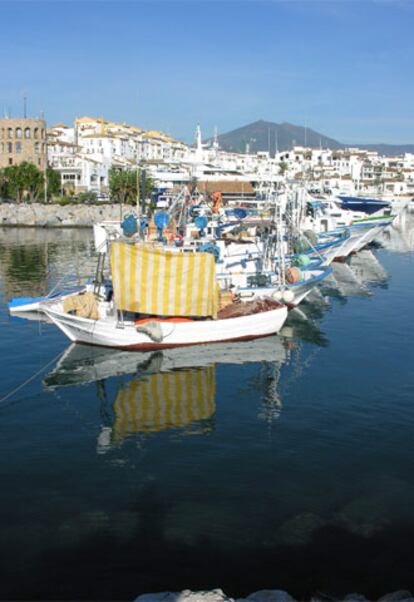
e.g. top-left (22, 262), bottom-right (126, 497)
top-left (112, 367), bottom-right (216, 440)
top-left (110, 243), bottom-right (218, 318)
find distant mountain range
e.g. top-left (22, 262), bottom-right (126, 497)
top-left (205, 120), bottom-right (414, 157)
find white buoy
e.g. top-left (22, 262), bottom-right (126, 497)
top-left (282, 289), bottom-right (295, 304)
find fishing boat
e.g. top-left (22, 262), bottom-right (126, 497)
top-left (331, 213), bottom-right (396, 259)
top-left (238, 265), bottom-right (333, 306)
top-left (337, 195), bottom-right (391, 215)
top-left (8, 286), bottom-right (85, 315)
top-left (43, 242), bottom-right (288, 349)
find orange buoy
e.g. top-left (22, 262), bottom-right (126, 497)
top-left (285, 267), bottom-right (303, 283)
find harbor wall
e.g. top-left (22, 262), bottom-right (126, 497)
top-left (0, 202), bottom-right (130, 227)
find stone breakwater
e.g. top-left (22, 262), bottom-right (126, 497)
top-left (0, 202), bottom-right (129, 227)
top-left (134, 590), bottom-right (414, 602)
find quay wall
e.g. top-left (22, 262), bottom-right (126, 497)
top-left (0, 202), bottom-right (130, 227)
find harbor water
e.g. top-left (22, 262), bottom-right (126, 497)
top-left (0, 220), bottom-right (414, 600)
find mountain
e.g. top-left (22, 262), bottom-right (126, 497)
top-left (205, 120), bottom-right (414, 156)
top-left (206, 119), bottom-right (342, 154)
top-left (357, 143), bottom-right (414, 156)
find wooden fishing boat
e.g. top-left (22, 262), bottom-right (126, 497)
top-left (43, 243), bottom-right (288, 350)
top-left (43, 297), bottom-right (288, 350)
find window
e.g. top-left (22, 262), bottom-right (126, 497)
top-left (16, 142), bottom-right (22, 153)
top-left (16, 128), bottom-right (22, 139)
top-left (24, 128), bottom-right (31, 139)
top-left (8, 128), bottom-right (13, 139)
top-left (34, 142), bottom-right (40, 153)
top-left (0, 128), bottom-right (3, 139)
top-left (7, 142), bottom-right (13, 153)
top-left (0, 142), bottom-right (3, 153)
top-left (34, 128), bottom-right (39, 139)
top-left (9, 158), bottom-right (13, 165)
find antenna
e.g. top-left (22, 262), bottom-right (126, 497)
top-left (275, 128), bottom-right (278, 156)
top-left (23, 92), bottom-right (27, 119)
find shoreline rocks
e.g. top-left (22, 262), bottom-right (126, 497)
top-left (0, 202), bottom-right (129, 227)
top-left (134, 590), bottom-right (414, 602)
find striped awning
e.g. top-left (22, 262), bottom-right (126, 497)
top-left (111, 242), bottom-right (218, 318)
top-left (113, 367), bottom-right (216, 439)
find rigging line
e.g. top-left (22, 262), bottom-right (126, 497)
top-left (0, 348), bottom-right (65, 407)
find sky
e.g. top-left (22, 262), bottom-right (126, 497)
top-left (1, 0), bottom-right (413, 145)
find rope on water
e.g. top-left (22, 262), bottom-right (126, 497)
top-left (0, 349), bottom-right (65, 407)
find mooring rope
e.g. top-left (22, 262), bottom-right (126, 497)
top-left (0, 349), bottom-right (65, 407)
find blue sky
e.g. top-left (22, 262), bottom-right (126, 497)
top-left (1, 0), bottom-right (413, 144)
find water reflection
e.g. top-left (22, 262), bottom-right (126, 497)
top-left (45, 337), bottom-right (291, 451)
top-left (379, 209), bottom-right (414, 253)
top-left (2, 221), bottom-right (414, 600)
top-left (40, 239), bottom-right (397, 452)
top-left (0, 227), bottom-right (96, 302)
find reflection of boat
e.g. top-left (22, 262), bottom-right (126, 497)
top-left (44, 337), bottom-right (288, 388)
top-left (44, 337), bottom-right (291, 450)
top-left (348, 249), bottom-right (388, 287)
top-left (379, 212), bottom-right (414, 254)
top-left (111, 366), bottom-right (216, 440)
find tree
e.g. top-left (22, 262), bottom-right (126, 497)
top-left (3, 165), bottom-right (26, 202)
top-left (17, 162), bottom-right (44, 202)
top-left (109, 168), bottom-right (153, 206)
top-left (109, 168), bottom-right (136, 204)
top-left (77, 191), bottom-right (98, 204)
top-left (279, 161), bottom-right (288, 175)
top-left (46, 168), bottom-right (61, 200)
top-left (2, 162), bottom-right (44, 202)
top-left (0, 169), bottom-right (8, 199)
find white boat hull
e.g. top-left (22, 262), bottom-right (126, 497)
top-left (333, 219), bottom-right (394, 259)
top-left (43, 302), bottom-right (288, 350)
top-left (238, 268), bottom-right (332, 307)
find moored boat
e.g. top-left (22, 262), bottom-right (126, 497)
top-left (43, 242), bottom-right (288, 350)
top-left (43, 297), bottom-right (288, 349)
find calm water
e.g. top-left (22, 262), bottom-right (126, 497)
top-left (1, 220), bottom-right (414, 600)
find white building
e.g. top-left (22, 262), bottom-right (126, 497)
top-left (47, 117), bottom-right (414, 199)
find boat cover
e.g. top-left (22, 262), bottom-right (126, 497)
top-left (111, 242), bottom-right (218, 318)
top-left (113, 367), bottom-right (216, 439)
